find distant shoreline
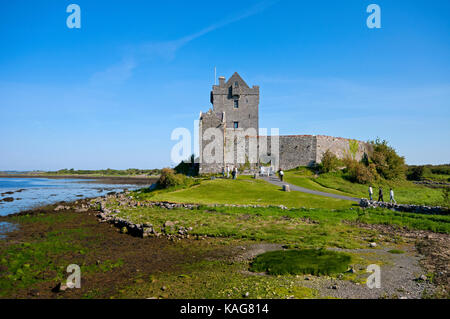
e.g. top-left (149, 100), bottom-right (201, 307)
top-left (0, 174), bottom-right (158, 185)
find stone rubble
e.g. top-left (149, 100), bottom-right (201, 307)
top-left (65, 190), bottom-right (297, 240)
top-left (359, 198), bottom-right (449, 215)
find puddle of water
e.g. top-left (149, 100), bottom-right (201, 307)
top-left (0, 221), bottom-right (18, 239)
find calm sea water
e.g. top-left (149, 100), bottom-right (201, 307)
top-left (0, 177), bottom-right (146, 217)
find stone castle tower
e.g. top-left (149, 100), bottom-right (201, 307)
top-left (210, 72), bottom-right (260, 133)
top-left (199, 72), bottom-right (372, 174)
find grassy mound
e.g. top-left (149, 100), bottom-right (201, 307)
top-left (388, 249), bottom-right (405, 254)
top-left (250, 249), bottom-right (351, 276)
top-left (141, 175), bottom-right (354, 209)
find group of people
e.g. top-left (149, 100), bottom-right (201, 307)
top-left (222, 165), bottom-right (239, 180)
top-left (368, 185), bottom-right (396, 204)
top-left (221, 165), bottom-right (284, 181)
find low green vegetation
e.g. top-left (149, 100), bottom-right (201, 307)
top-left (110, 205), bottom-right (369, 248)
top-left (119, 259), bottom-right (321, 299)
top-left (250, 249), bottom-right (351, 276)
top-left (156, 168), bottom-right (198, 189)
top-left (317, 139), bottom-right (407, 184)
top-left (406, 164), bottom-right (450, 182)
top-left (134, 175), bottom-right (354, 209)
top-left (298, 139), bottom-right (449, 207)
top-left (43, 168), bottom-right (161, 177)
top-left (0, 212), bottom-right (124, 297)
top-left (108, 203), bottom-right (450, 249)
top-left (388, 249), bottom-right (405, 254)
top-left (285, 169), bottom-right (447, 206)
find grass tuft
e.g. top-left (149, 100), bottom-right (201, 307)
top-left (249, 249), bottom-right (351, 276)
top-left (387, 249), bottom-right (405, 254)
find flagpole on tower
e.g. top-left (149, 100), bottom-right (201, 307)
top-left (214, 66), bottom-right (216, 85)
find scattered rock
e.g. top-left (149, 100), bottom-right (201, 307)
top-left (359, 198), bottom-right (449, 215)
top-left (51, 283), bottom-right (68, 293)
top-left (369, 242), bottom-right (377, 248)
top-left (164, 221), bottom-right (175, 228)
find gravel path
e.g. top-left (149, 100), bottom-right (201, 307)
top-left (261, 176), bottom-right (360, 202)
top-left (314, 246), bottom-right (435, 299)
top-left (233, 242), bottom-right (435, 299)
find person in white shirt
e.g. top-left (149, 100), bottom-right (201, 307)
top-left (279, 169), bottom-right (284, 182)
top-left (226, 165), bottom-right (230, 178)
top-left (368, 186), bottom-right (373, 201)
top-left (389, 188), bottom-right (396, 204)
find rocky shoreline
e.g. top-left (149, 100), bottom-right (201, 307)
top-left (1, 189), bottom-right (448, 299)
top-left (0, 174), bottom-right (158, 185)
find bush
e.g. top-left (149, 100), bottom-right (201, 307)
top-left (346, 160), bottom-right (375, 184)
top-left (249, 249), bottom-right (351, 276)
top-left (370, 139), bottom-right (406, 180)
top-left (157, 168), bottom-right (188, 189)
top-left (174, 154), bottom-right (199, 176)
top-left (407, 166), bottom-right (426, 181)
top-left (320, 150), bottom-right (340, 173)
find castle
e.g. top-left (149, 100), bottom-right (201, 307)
top-left (198, 72), bottom-right (371, 174)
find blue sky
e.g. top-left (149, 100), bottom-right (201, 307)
top-left (0, 0), bottom-right (449, 170)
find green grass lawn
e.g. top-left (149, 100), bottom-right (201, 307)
top-left (135, 176), bottom-right (355, 209)
top-left (107, 202), bottom-right (450, 248)
top-left (110, 205), bottom-right (372, 248)
top-left (285, 169), bottom-right (447, 207)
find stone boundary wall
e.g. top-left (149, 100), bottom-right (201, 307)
top-left (199, 133), bottom-right (374, 174)
top-left (359, 198), bottom-right (449, 215)
top-left (278, 135), bottom-right (316, 170)
top-left (413, 180), bottom-right (450, 188)
top-left (315, 135), bottom-right (372, 163)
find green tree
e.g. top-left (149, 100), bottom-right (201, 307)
top-left (369, 139), bottom-right (406, 180)
top-left (320, 150), bottom-right (340, 173)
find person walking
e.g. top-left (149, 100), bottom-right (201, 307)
top-left (378, 187), bottom-right (384, 202)
top-left (226, 165), bottom-right (230, 178)
top-left (389, 188), bottom-right (396, 204)
top-left (368, 185), bottom-right (373, 201)
top-left (278, 168), bottom-right (284, 182)
top-left (231, 167), bottom-right (237, 180)
top-left (222, 167), bottom-right (225, 178)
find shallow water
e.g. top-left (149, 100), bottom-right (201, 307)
top-left (0, 177), bottom-right (146, 216)
top-left (0, 221), bottom-right (18, 239)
